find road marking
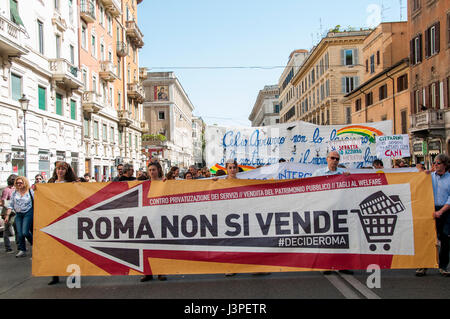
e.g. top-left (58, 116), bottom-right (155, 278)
top-left (324, 273), bottom-right (361, 299)
top-left (338, 273), bottom-right (381, 299)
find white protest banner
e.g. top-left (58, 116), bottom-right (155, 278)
top-left (329, 138), bottom-right (363, 163)
top-left (205, 120), bottom-right (392, 170)
top-left (376, 134), bottom-right (411, 159)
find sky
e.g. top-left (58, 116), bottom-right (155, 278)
top-left (137, 0), bottom-right (407, 127)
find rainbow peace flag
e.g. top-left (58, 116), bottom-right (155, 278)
top-left (337, 125), bottom-right (384, 143)
top-left (209, 164), bottom-right (256, 174)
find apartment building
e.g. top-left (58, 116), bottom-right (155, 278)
top-left (192, 115), bottom-right (205, 167)
top-left (282, 30), bottom-right (370, 125)
top-left (141, 71), bottom-right (195, 171)
top-left (248, 85), bottom-right (280, 127)
top-left (80, 0), bottom-right (145, 181)
top-left (408, 0), bottom-right (450, 166)
top-left (0, 0), bottom-right (84, 185)
top-left (278, 49), bottom-right (307, 123)
top-left (345, 22), bottom-right (410, 136)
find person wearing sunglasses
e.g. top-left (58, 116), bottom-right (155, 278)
top-left (31, 174), bottom-right (44, 191)
top-left (312, 151), bottom-right (349, 177)
top-left (416, 154), bottom-right (450, 277)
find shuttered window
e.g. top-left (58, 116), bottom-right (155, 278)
top-left (70, 99), bottom-right (76, 120)
top-left (10, 0), bottom-right (24, 26)
top-left (38, 86), bottom-right (46, 110)
top-left (56, 93), bottom-right (63, 115)
top-left (11, 73), bottom-right (21, 101)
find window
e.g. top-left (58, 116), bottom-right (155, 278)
top-left (10, 0), bottom-right (24, 26)
top-left (81, 25), bottom-right (87, 49)
top-left (55, 35), bottom-right (61, 59)
top-left (365, 92), bottom-right (373, 107)
top-left (158, 111), bottom-right (165, 120)
top-left (70, 99), bottom-right (76, 120)
top-left (38, 86), bottom-right (46, 110)
top-left (414, 89), bottom-right (420, 113)
top-left (83, 118), bottom-right (90, 137)
top-left (342, 76), bottom-right (359, 94)
top-left (397, 74), bottom-right (408, 92)
top-left (93, 121), bottom-right (99, 139)
top-left (379, 84), bottom-right (388, 100)
top-left (342, 49), bottom-right (357, 66)
top-left (413, 0), bottom-right (420, 11)
top-left (376, 51), bottom-right (380, 65)
top-left (401, 110), bottom-right (407, 134)
top-left (70, 45), bottom-right (75, 64)
top-left (110, 127), bottom-right (115, 143)
top-left (411, 34), bottom-right (423, 65)
top-left (91, 35), bottom-right (96, 57)
top-left (37, 20), bottom-right (44, 54)
top-left (55, 93), bottom-right (63, 115)
top-left (346, 107), bottom-right (351, 124)
top-left (11, 73), bottom-right (22, 101)
top-left (102, 123), bottom-right (107, 141)
top-left (447, 13), bottom-right (450, 47)
top-left (429, 82), bottom-right (440, 109)
top-left (425, 23), bottom-right (440, 57)
top-left (370, 55), bottom-right (375, 73)
top-left (118, 130), bottom-right (123, 145)
top-left (355, 98), bottom-right (362, 112)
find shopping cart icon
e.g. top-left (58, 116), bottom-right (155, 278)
top-left (351, 191), bottom-right (405, 252)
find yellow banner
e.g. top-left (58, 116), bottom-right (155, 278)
top-left (32, 173), bottom-right (437, 276)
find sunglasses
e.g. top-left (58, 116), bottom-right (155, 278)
top-left (329, 156), bottom-right (340, 161)
top-left (434, 162), bottom-right (443, 165)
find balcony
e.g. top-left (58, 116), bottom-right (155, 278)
top-left (0, 14), bottom-right (28, 58)
top-left (140, 121), bottom-right (150, 133)
top-left (80, 0), bottom-right (96, 23)
top-left (118, 110), bottom-right (133, 127)
top-left (139, 67), bottom-right (147, 80)
top-left (127, 82), bottom-right (144, 102)
top-left (410, 110), bottom-right (445, 133)
top-left (116, 41), bottom-right (128, 57)
top-left (82, 91), bottom-right (103, 114)
top-left (125, 21), bottom-right (144, 48)
top-left (99, 60), bottom-right (118, 82)
top-left (99, 0), bottom-right (122, 17)
top-left (49, 59), bottom-right (83, 90)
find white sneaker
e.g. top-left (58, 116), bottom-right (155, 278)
top-left (15, 251), bottom-right (26, 258)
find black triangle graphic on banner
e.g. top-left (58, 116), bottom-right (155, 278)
top-left (92, 247), bottom-right (140, 267)
top-left (93, 189), bottom-right (139, 211)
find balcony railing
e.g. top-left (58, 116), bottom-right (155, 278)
top-left (410, 109), bottom-right (445, 132)
top-left (116, 41), bottom-right (128, 57)
top-left (82, 91), bottom-right (103, 114)
top-left (0, 14), bottom-right (28, 57)
top-left (118, 110), bottom-right (133, 127)
top-left (80, 0), bottom-right (96, 23)
top-left (49, 58), bottom-right (83, 90)
top-left (99, 60), bottom-right (117, 82)
top-left (99, 0), bottom-right (122, 17)
top-left (125, 20), bottom-right (144, 48)
top-left (127, 82), bottom-right (144, 102)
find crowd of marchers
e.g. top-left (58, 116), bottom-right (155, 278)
top-left (0, 154), bottom-right (448, 286)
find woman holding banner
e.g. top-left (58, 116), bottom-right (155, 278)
top-left (4, 176), bottom-right (34, 258)
top-left (140, 161), bottom-right (168, 282)
top-left (47, 161), bottom-right (78, 285)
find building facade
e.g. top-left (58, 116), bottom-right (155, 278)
top-left (80, 0), bottom-right (145, 181)
top-left (346, 22), bottom-right (410, 136)
top-left (284, 30), bottom-right (370, 125)
top-left (0, 0), bottom-right (84, 186)
top-left (192, 115), bottom-right (205, 167)
top-left (278, 50), bottom-right (307, 123)
top-left (408, 0), bottom-right (450, 167)
top-left (248, 85), bottom-right (280, 127)
top-left (141, 71), bottom-right (195, 171)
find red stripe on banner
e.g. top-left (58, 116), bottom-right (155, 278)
top-left (47, 181), bottom-right (150, 227)
top-left (146, 174), bottom-right (389, 207)
top-left (143, 249), bottom-right (394, 271)
top-left (48, 235), bottom-right (134, 276)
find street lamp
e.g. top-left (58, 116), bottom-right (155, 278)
top-left (19, 94), bottom-right (29, 178)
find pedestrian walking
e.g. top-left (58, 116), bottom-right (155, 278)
top-left (1, 174), bottom-right (17, 253)
top-left (4, 176), bottom-right (34, 258)
top-left (118, 163), bottom-right (136, 181)
top-left (416, 154), bottom-right (450, 277)
top-left (112, 164), bottom-right (124, 182)
top-left (47, 161), bottom-right (77, 285)
top-left (141, 161), bottom-right (167, 282)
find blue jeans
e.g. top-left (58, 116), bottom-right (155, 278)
top-left (15, 208), bottom-right (33, 252)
